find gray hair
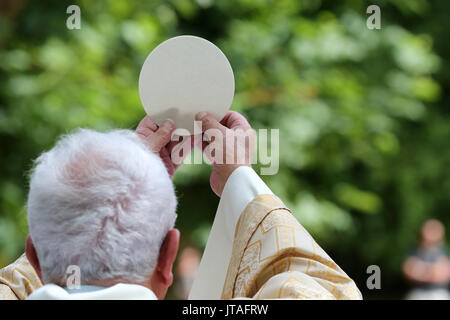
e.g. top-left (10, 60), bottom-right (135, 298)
top-left (27, 128), bottom-right (177, 285)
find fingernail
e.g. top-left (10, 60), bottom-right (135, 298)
top-left (195, 112), bottom-right (208, 120)
top-left (161, 119), bottom-right (175, 130)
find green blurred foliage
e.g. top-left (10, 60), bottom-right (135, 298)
top-left (0, 0), bottom-right (449, 299)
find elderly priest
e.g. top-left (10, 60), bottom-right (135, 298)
top-left (0, 111), bottom-right (361, 300)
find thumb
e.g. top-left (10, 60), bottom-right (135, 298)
top-left (195, 112), bottom-right (226, 135)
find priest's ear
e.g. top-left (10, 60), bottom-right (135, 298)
top-left (150, 228), bottom-right (180, 299)
top-left (25, 235), bottom-right (43, 281)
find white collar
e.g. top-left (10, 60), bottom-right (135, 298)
top-left (27, 283), bottom-right (158, 300)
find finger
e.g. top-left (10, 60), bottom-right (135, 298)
top-left (136, 115), bottom-right (158, 138)
top-left (167, 135), bottom-right (194, 160)
top-left (190, 134), bottom-right (208, 152)
top-left (167, 135), bottom-right (193, 155)
top-left (195, 112), bottom-right (227, 135)
top-left (145, 119), bottom-right (175, 153)
top-left (219, 111), bottom-right (251, 130)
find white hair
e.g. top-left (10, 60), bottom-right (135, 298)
top-left (27, 128), bottom-right (177, 285)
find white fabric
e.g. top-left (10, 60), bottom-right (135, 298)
top-left (26, 283), bottom-right (157, 300)
top-left (405, 288), bottom-right (450, 300)
top-left (188, 166), bottom-right (273, 299)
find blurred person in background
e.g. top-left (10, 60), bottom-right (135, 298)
top-left (173, 246), bottom-right (201, 299)
top-left (402, 219), bottom-right (450, 300)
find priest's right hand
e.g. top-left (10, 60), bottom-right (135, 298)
top-left (136, 116), bottom-right (180, 178)
top-left (195, 111), bottom-right (255, 197)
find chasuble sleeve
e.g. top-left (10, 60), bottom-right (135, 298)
top-left (221, 194), bottom-right (362, 300)
top-left (188, 166), bottom-right (274, 299)
top-left (0, 253), bottom-right (42, 300)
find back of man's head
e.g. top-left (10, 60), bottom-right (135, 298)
top-left (27, 128), bottom-right (177, 286)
